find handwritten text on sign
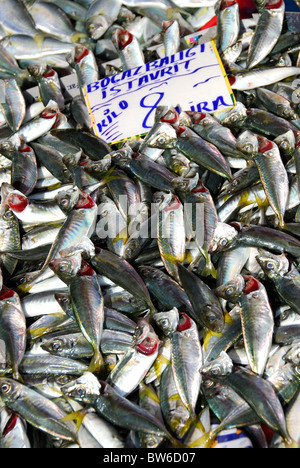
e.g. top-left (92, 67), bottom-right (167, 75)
top-left (83, 42), bottom-right (235, 144)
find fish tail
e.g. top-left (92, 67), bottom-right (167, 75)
top-left (198, 248), bottom-right (217, 279)
top-left (70, 32), bottom-right (88, 43)
top-left (88, 350), bottom-right (105, 376)
top-left (12, 369), bottom-right (24, 383)
top-left (60, 409), bottom-right (88, 432)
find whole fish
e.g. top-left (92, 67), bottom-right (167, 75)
top-left (246, 0), bottom-right (285, 69)
top-left (216, 0), bottom-right (240, 54)
top-left (0, 377), bottom-right (78, 442)
top-left (155, 192), bottom-right (186, 283)
top-left (216, 275), bottom-right (274, 376)
top-left (178, 263), bottom-right (224, 332)
top-left (252, 136), bottom-right (289, 228)
top-left (61, 372), bottom-right (174, 442)
top-left (0, 287), bottom-right (26, 380)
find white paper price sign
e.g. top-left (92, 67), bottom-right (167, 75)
top-left (83, 41), bottom-right (235, 145)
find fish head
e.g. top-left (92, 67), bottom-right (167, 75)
top-left (0, 140), bottom-right (17, 160)
top-left (169, 154), bottom-right (191, 176)
top-left (40, 336), bottom-right (69, 356)
top-left (210, 222), bottom-right (239, 253)
top-left (0, 203), bottom-right (17, 229)
top-left (276, 103), bottom-right (298, 121)
top-left (153, 307), bottom-right (179, 336)
top-left (54, 292), bottom-right (74, 317)
top-left (55, 186), bottom-right (80, 214)
top-left (49, 254), bottom-right (82, 277)
top-left (86, 14), bottom-right (110, 40)
top-left (0, 378), bottom-right (22, 404)
top-left (215, 102), bottom-right (247, 128)
top-left (83, 154), bottom-right (112, 176)
top-left (171, 174), bottom-right (199, 193)
top-left (153, 191), bottom-right (173, 210)
top-left (255, 251), bottom-right (289, 278)
top-left (215, 275), bottom-right (245, 303)
top-left (61, 371), bottom-right (101, 404)
top-left (274, 130), bottom-right (295, 157)
top-left (27, 64), bottom-right (44, 79)
top-left (63, 150), bottom-right (82, 170)
top-left (110, 147), bottom-right (132, 167)
top-left (133, 318), bottom-right (159, 356)
top-left (201, 351), bottom-right (233, 378)
top-left (284, 342), bottom-right (300, 366)
top-left (202, 303), bottom-right (225, 333)
top-left (142, 122), bottom-right (177, 149)
top-left (236, 130), bottom-right (259, 157)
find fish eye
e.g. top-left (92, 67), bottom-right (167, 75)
top-left (51, 341), bottom-right (62, 352)
top-left (225, 287), bottom-right (234, 296)
top-left (220, 238), bottom-right (228, 247)
top-left (3, 210), bottom-right (13, 219)
top-left (76, 387), bottom-right (86, 396)
top-left (56, 375), bottom-right (72, 385)
top-left (157, 136), bottom-right (166, 145)
top-left (212, 367), bottom-right (221, 375)
top-left (146, 439), bottom-right (156, 448)
top-left (280, 309), bottom-right (290, 320)
top-left (113, 152), bottom-right (122, 160)
top-left (203, 379), bottom-right (214, 388)
top-left (59, 264), bottom-right (69, 272)
top-left (280, 141), bottom-right (289, 149)
top-left (266, 262), bottom-right (275, 270)
top-left (0, 142), bottom-right (12, 151)
top-left (0, 382), bottom-right (12, 394)
top-left (244, 144), bottom-right (252, 153)
top-left (60, 198), bottom-right (69, 206)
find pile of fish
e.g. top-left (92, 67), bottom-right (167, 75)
top-left (0, 0), bottom-right (300, 449)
